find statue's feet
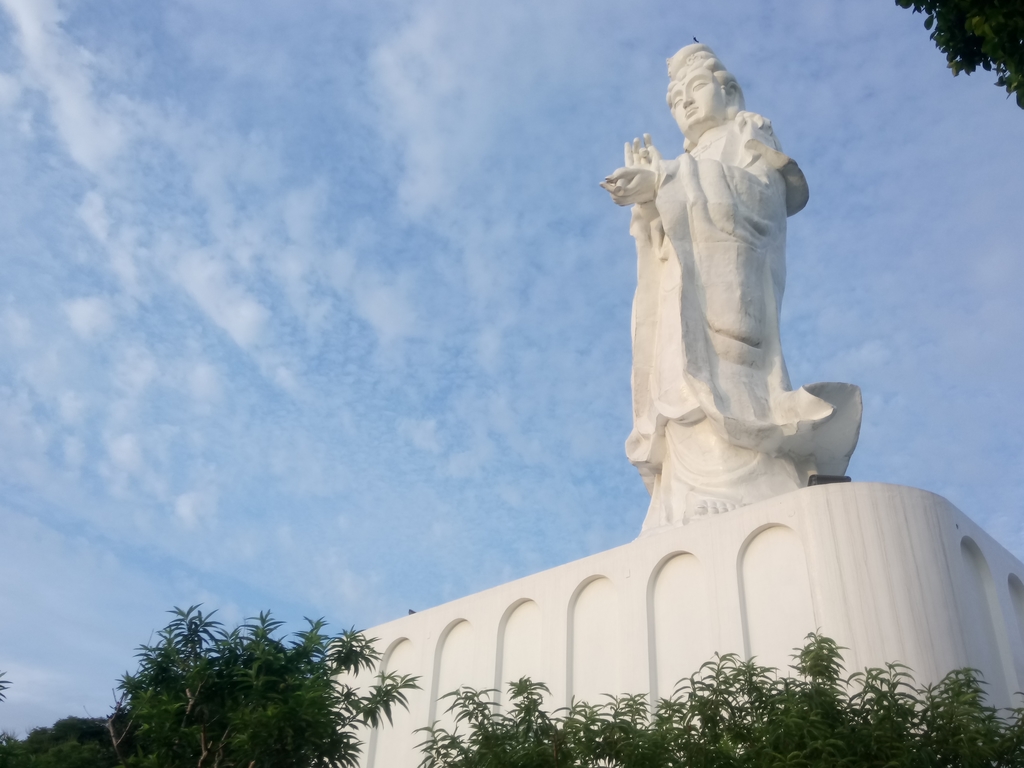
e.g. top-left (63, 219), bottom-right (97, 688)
top-left (690, 495), bottom-right (737, 516)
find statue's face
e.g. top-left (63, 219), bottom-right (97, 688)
top-left (669, 69), bottom-right (734, 144)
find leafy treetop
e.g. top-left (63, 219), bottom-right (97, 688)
top-left (420, 633), bottom-right (1024, 768)
top-left (109, 605), bottom-right (418, 768)
top-left (896, 0), bottom-right (1024, 107)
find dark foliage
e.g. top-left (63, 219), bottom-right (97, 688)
top-left (896, 0), bottom-right (1024, 106)
top-left (419, 634), bottom-right (1024, 768)
top-left (0, 717), bottom-right (119, 768)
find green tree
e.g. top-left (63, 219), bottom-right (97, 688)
top-left (0, 671), bottom-right (18, 768)
top-left (896, 0), bottom-right (1024, 107)
top-left (7, 718), bottom-right (119, 768)
top-left (1, 716), bottom-right (119, 768)
top-left (110, 605), bottom-right (417, 768)
top-left (419, 634), bottom-right (1024, 767)
top-left (0, 734), bottom-right (24, 768)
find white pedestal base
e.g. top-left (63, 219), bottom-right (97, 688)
top-left (358, 483), bottom-right (1024, 767)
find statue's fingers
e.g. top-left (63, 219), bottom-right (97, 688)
top-left (643, 133), bottom-right (653, 149)
top-left (624, 142), bottom-right (634, 167)
top-left (606, 168), bottom-right (629, 186)
top-left (633, 138), bottom-right (649, 166)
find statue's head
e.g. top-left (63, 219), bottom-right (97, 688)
top-left (666, 44), bottom-right (745, 147)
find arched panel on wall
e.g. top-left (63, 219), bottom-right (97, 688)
top-left (495, 599), bottom-right (544, 706)
top-left (648, 552), bottom-right (713, 703)
top-left (739, 525), bottom-right (816, 673)
top-left (430, 620), bottom-right (479, 729)
top-left (368, 638), bottom-right (419, 768)
top-left (960, 538), bottom-right (1014, 707)
top-left (1008, 574), bottom-right (1024, 687)
top-left (568, 576), bottom-right (620, 705)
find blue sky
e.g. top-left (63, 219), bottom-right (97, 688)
top-left (0, 0), bottom-right (1022, 732)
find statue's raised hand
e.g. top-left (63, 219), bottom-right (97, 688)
top-left (601, 134), bottom-right (660, 206)
top-left (626, 134), bottom-right (662, 170)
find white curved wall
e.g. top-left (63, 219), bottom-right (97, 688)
top-left (740, 525), bottom-right (816, 672)
top-left (354, 483), bottom-right (1024, 767)
top-left (649, 553), bottom-right (713, 701)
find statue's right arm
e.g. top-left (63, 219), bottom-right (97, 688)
top-left (601, 166), bottom-right (658, 206)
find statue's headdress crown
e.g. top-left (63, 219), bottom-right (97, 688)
top-left (667, 43), bottom-right (721, 83)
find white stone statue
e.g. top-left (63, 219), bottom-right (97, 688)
top-left (601, 44), bottom-right (862, 531)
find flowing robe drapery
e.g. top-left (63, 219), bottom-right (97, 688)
top-left (626, 112), bottom-right (861, 510)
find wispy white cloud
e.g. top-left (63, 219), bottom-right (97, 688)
top-left (63, 296), bottom-right (113, 339)
top-left (175, 250), bottom-right (269, 349)
top-left (1, 0), bottom-right (128, 172)
top-left (186, 361), bottom-right (222, 405)
top-left (0, 71), bottom-right (21, 108)
top-left (174, 489), bottom-right (217, 529)
top-left (401, 418), bottom-right (441, 453)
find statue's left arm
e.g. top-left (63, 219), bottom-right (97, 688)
top-left (735, 112), bottom-right (809, 217)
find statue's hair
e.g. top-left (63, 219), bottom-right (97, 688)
top-left (665, 44), bottom-right (745, 111)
